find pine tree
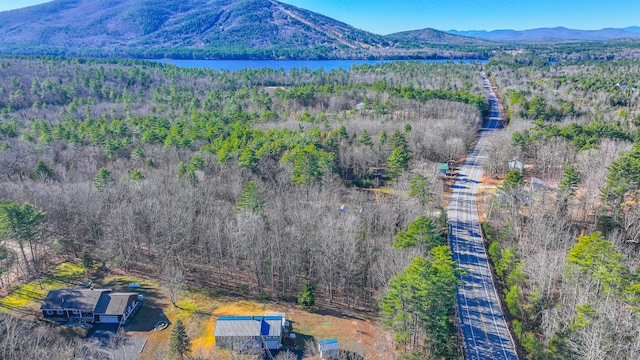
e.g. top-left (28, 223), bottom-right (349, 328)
top-left (188, 153), bottom-right (205, 172)
top-left (378, 130), bottom-right (387, 148)
top-left (558, 162), bottom-right (580, 214)
top-left (389, 130), bottom-right (408, 151)
top-left (333, 125), bottom-right (348, 140)
top-left (387, 146), bottom-right (410, 179)
top-left (177, 162), bottom-right (188, 179)
top-left (297, 283), bottom-right (315, 309)
top-left (129, 168), bottom-right (145, 181)
top-left (357, 129), bottom-right (373, 147)
top-left (238, 147), bottom-right (260, 169)
top-left (601, 143), bottom-right (640, 217)
top-left (93, 167), bottom-right (112, 191)
top-left (408, 174), bottom-right (433, 206)
top-left (0, 201), bottom-right (46, 277)
top-left (30, 159), bottom-right (55, 181)
top-left (500, 170), bottom-right (523, 190)
top-left (567, 232), bottom-right (628, 294)
top-left (280, 144), bottom-right (335, 186)
top-left (235, 181), bottom-right (265, 213)
top-left (131, 146), bottom-right (145, 159)
top-left (527, 95), bottom-right (547, 120)
top-left (559, 162), bottom-right (580, 195)
top-left (81, 249), bottom-right (93, 272)
top-left (169, 320), bottom-right (191, 359)
top-left (393, 216), bottom-right (440, 250)
top-left (379, 247), bottom-right (459, 357)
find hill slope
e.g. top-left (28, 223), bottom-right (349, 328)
top-left (387, 28), bottom-right (493, 46)
top-left (0, 0), bottom-right (397, 58)
top-left (448, 27), bottom-right (640, 42)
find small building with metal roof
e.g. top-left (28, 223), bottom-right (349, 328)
top-left (214, 316), bottom-right (283, 350)
top-left (318, 339), bottom-right (340, 359)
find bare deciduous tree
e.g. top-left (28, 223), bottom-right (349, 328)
top-left (161, 263), bottom-right (185, 308)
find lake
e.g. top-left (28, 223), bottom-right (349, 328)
top-left (153, 59), bottom-right (488, 72)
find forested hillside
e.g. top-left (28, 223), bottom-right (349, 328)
top-left (387, 28), bottom-right (493, 46)
top-left (0, 0), bottom-right (490, 60)
top-left (483, 59), bottom-right (640, 359)
top-left (0, 0), bottom-right (385, 59)
top-left (0, 57), bottom-right (488, 358)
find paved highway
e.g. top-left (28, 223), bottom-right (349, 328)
top-left (447, 73), bottom-right (519, 360)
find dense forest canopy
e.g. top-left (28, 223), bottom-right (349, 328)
top-left (5, 53), bottom-right (640, 359)
top-left (0, 57), bottom-right (490, 359)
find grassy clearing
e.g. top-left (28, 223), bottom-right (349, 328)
top-left (213, 300), bottom-right (270, 316)
top-left (133, 285), bottom-right (377, 359)
top-left (130, 283), bottom-right (233, 359)
top-left (1, 263), bottom-right (378, 359)
top-left (0, 262), bottom-right (86, 312)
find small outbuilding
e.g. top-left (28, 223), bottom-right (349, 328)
top-left (214, 316), bottom-right (283, 350)
top-left (318, 339), bottom-right (340, 359)
top-left (508, 159), bottom-right (524, 172)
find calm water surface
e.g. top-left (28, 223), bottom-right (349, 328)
top-left (153, 59), bottom-right (488, 72)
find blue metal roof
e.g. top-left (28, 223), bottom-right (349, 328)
top-left (318, 338), bottom-right (340, 351)
top-left (217, 316), bottom-right (283, 321)
top-left (318, 339), bottom-right (339, 345)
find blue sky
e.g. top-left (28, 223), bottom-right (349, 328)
top-left (1, 0), bottom-right (639, 34)
top-left (0, 0), bottom-right (47, 12)
top-left (281, 0), bottom-right (640, 34)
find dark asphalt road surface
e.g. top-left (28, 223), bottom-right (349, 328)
top-left (447, 73), bottom-right (519, 360)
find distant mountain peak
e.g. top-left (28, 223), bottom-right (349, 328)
top-left (0, 0), bottom-right (492, 59)
top-left (386, 27), bottom-right (492, 46)
top-left (0, 0), bottom-right (395, 57)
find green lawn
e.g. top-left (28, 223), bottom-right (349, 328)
top-left (0, 262), bottom-right (86, 313)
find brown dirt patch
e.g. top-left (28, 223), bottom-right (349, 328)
top-left (477, 173), bottom-right (500, 223)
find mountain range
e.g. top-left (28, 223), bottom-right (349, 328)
top-left (0, 0), bottom-right (381, 57)
top-left (0, 0), bottom-right (639, 59)
top-left (0, 0), bottom-right (489, 59)
top-left (447, 27), bottom-right (640, 42)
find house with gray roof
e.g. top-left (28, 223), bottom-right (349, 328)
top-left (214, 316), bottom-right (283, 350)
top-left (41, 288), bottom-right (139, 324)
